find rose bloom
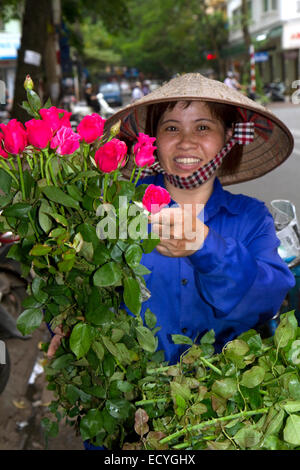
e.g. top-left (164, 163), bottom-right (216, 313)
top-left (50, 126), bottom-right (80, 155)
top-left (142, 184), bottom-right (171, 214)
top-left (40, 106), bottom-right (72, 133)
top-left (25, 119), bottom-right (53, 149)
top-left (94, 138), bottom-right (127, 173)
top-left (77, 114), bottom-right (106, 144)
top-left (0, 119), bottom-right (27, 155)
top-left (134, 133), bottom-right (156, 167)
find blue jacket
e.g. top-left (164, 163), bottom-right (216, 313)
top-left (136, 175), bottom-right (295, 364)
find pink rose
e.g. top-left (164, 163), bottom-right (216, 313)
top-left (142, 184), bottom-right (171, 214)
top-left (40, 106), bottom-right (72, 133)
top-left (77, 114), bottom-right (106, 144)
top-left (94, 138), bottom-right (127, 173)
top-left (134, 133), bottom-right (156, 167)
top-left (50, 126), bottom-right (80, 155)
top-left (25, 119), bottom-right (53, 149)
top-left (0, 119), bottom-right (27, 155)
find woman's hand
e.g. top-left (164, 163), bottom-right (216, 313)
top-left (149, 206), bottom-right (209, 257)
top-left (47, 326), bottom-right (65, 359)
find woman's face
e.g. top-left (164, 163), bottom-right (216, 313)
top-left (156, 101), bottom-right (232, 177)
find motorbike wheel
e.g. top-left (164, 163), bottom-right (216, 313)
top-left (0, 342), bottom-right (10, 394)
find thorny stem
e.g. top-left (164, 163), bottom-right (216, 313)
top-left (16, 154), bottom-right (26, 199)
top-left (135, 398), bottom-right (168, 406)
top-left (200, 357), bottom-right (222, 376)
top-left (159, 408), bottom-right (269, 445)
top-left (134, 167), bottom-right (143, 186)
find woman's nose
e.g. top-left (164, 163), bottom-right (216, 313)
top-left (177, 130), bottom-right (197, 148)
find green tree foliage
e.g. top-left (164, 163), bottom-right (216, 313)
top-left (110, 0), bottom-right (228, 79)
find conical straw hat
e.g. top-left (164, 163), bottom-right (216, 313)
top-left (105, 73), bottom-right (294, 186)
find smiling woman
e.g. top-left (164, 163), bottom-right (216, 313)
top-left (104, 72), bottom-right (295, 365)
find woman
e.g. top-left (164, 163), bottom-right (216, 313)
top-left (48, 73), bottom-right (295, 365)
top-left (105, 73), bottom-right (295, 364)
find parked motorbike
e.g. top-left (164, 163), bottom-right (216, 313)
top-left (263, 82), bottom-right (286, 102)
top-left (0, 233), bottom-right (30, 394)
top-left (70, 92), bottom-right (115, 130)
top-left (267, 200), bottom-right (300, 333)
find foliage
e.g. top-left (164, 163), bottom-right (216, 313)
top-left (98, 0), bottom-right (228, 79)
top-left (0, 79), bottom-right (162, 449)
top-left (126, 311), bottom-right (300, 450)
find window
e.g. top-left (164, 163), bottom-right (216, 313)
top-left (263, 0), bottom-right (268, 12)
top-left (271, 0), bottom-right (277, 10)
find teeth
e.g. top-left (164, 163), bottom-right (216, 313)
top-left (175, 158), bottom-right (201, 164)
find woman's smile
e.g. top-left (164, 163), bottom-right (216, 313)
top-left (173, 155), bottom-right (203, 171)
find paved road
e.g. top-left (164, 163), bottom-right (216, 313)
top-left (227, 102), bottom-right (300, 216)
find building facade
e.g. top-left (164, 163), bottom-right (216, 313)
top-left (224, 0), bottom-right (300, 91)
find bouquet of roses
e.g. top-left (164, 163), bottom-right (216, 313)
top-left (0, 76), bottom-right (171, 449)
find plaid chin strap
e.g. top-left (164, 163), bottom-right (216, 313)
top-left (138, 122), bottom-right (255, 189)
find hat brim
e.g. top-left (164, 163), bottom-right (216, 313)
top-left (105, 73), bottom-right (294, 186)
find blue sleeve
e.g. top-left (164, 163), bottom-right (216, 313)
top-left (187, 204), bottom-right (295, 327)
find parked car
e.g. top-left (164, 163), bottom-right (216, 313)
top-left (99, 83), bottom-right (123, 107)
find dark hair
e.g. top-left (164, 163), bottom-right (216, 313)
top-left (145, 100), bottom-right (243, 175)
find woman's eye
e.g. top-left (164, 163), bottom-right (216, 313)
top-left (198, 125), bottom-right (209, 131)
top-left (166, 126), bottom-right (177, 132)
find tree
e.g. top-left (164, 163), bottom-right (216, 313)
top-left (8, 0), bottom-right (130, 121)
top-left (110, 0), bottom-right (228, 80)
top-left (241, 0), bottom-right (252, 59)
top-left (11, 0), bottom-right (53, 122)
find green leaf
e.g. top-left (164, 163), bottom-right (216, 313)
top-left (30, 244), bottom-right (52, 256)
top-left (27, 89), bottom-right (42, 111)
top-left (136, 326), bottom-right (157, 353)
top-left (274, 311), bottom-right (297, 348)
top-left (21, 100), bottom-right (38, 118)
top-left (200, 329), bottom-right (215, 345)
top-left (69, 323), bottom-right (93, 359)
top-left (80, 409), bottom-right (103, 441)
top-left (0, 168), bottom-right (12, 194)
top-left (281, 400), bottom-right (300, 414)
top-left (67, 184), bottom-right (83, 202)
top-left (42, 186), bottom-right (79, 209)
top-left (92, 341), bottom-right (105, 361)
top-left (16, 308), bottom-right (43, 335)
top-left (283, 414), bottom-right (300, 445)
top-left (32, 276), bottom-right (48, 303)
top-left (264, 409), bottom-right (285, 437)
top-left (38, 200), bottom-right (53, 233)
top-left (85, 288), bottom-right (113, 325)
top-left (102, 336), bottom-right (118, 357)
top-left (141, 235), bottom-right (160, 254)
top-left (233, 427), bottom-right (262, 448)
top-left (93, 262), bottom-right (122, 287)
top-left (171, 334), bottom-right (193, 346)
top-left (23, 169), bottom-right (34, 199)
top-left (105, 398), bottom-right (130, 420)
top-left (144, 308), bottom-right (157, 329)
top-left (51, 353), bottom-right (74, 370)
top-left (212, 378), bottom-right (237, 399)
top-left (123, 276), bottom-right (141, 316)
top-left (125, 244), bottom-right (143, 268)
top-left (240, 366), bottom-right (265, 388)
top-left (3, 203), bottom-right (32, 218)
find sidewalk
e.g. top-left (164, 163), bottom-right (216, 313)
top-left (0, 323), bottom-right (83, 450)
